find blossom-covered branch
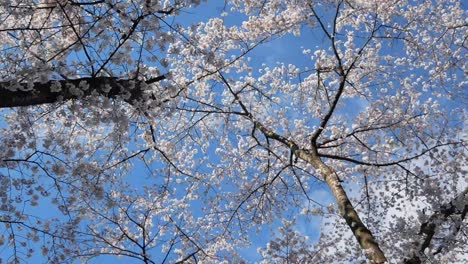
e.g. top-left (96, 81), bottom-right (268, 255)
top-left (0, 75), bottom-right (166, 108)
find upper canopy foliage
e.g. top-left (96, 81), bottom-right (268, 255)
top-left (0, 0), bottom-right (466, 263)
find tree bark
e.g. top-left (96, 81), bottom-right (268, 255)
top-left (253, 120), bottom-right (388, 263)
top-left (0, 75), bottom-right (165, 108)
top-left (296, 148), bottom-right (388, 264)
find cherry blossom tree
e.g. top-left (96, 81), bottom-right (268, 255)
top-left (0, 0), bottom-right (466, 263)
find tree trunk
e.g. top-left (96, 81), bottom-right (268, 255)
top-left (0, 75), bottom-right (165, 108)
top-left (254, 120), bottom-right (388, 263)
top-left (296, 148), bottom-right (388, 264)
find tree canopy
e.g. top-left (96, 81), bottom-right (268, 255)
top-left (0, 0), bottom-right (466, 263)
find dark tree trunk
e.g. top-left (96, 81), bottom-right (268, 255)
top-left (0, 75), bottom-right (166, 108)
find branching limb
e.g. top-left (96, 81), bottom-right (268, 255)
top-left (404, 188), bottom-right (468, 264)
top-left (0, 75), bottom-right (166, 108)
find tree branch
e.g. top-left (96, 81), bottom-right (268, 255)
top-left (219, 73), bottom-right (387, 263)
top-left (0, 75), bottom-right (166, 108)
top-left (404, 188), bottom-right (468, 264)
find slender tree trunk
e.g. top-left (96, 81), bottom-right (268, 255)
top-left (296, 148), bottom-right (388, 263)
top-left (254, 120), bottom-right (388, 263)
